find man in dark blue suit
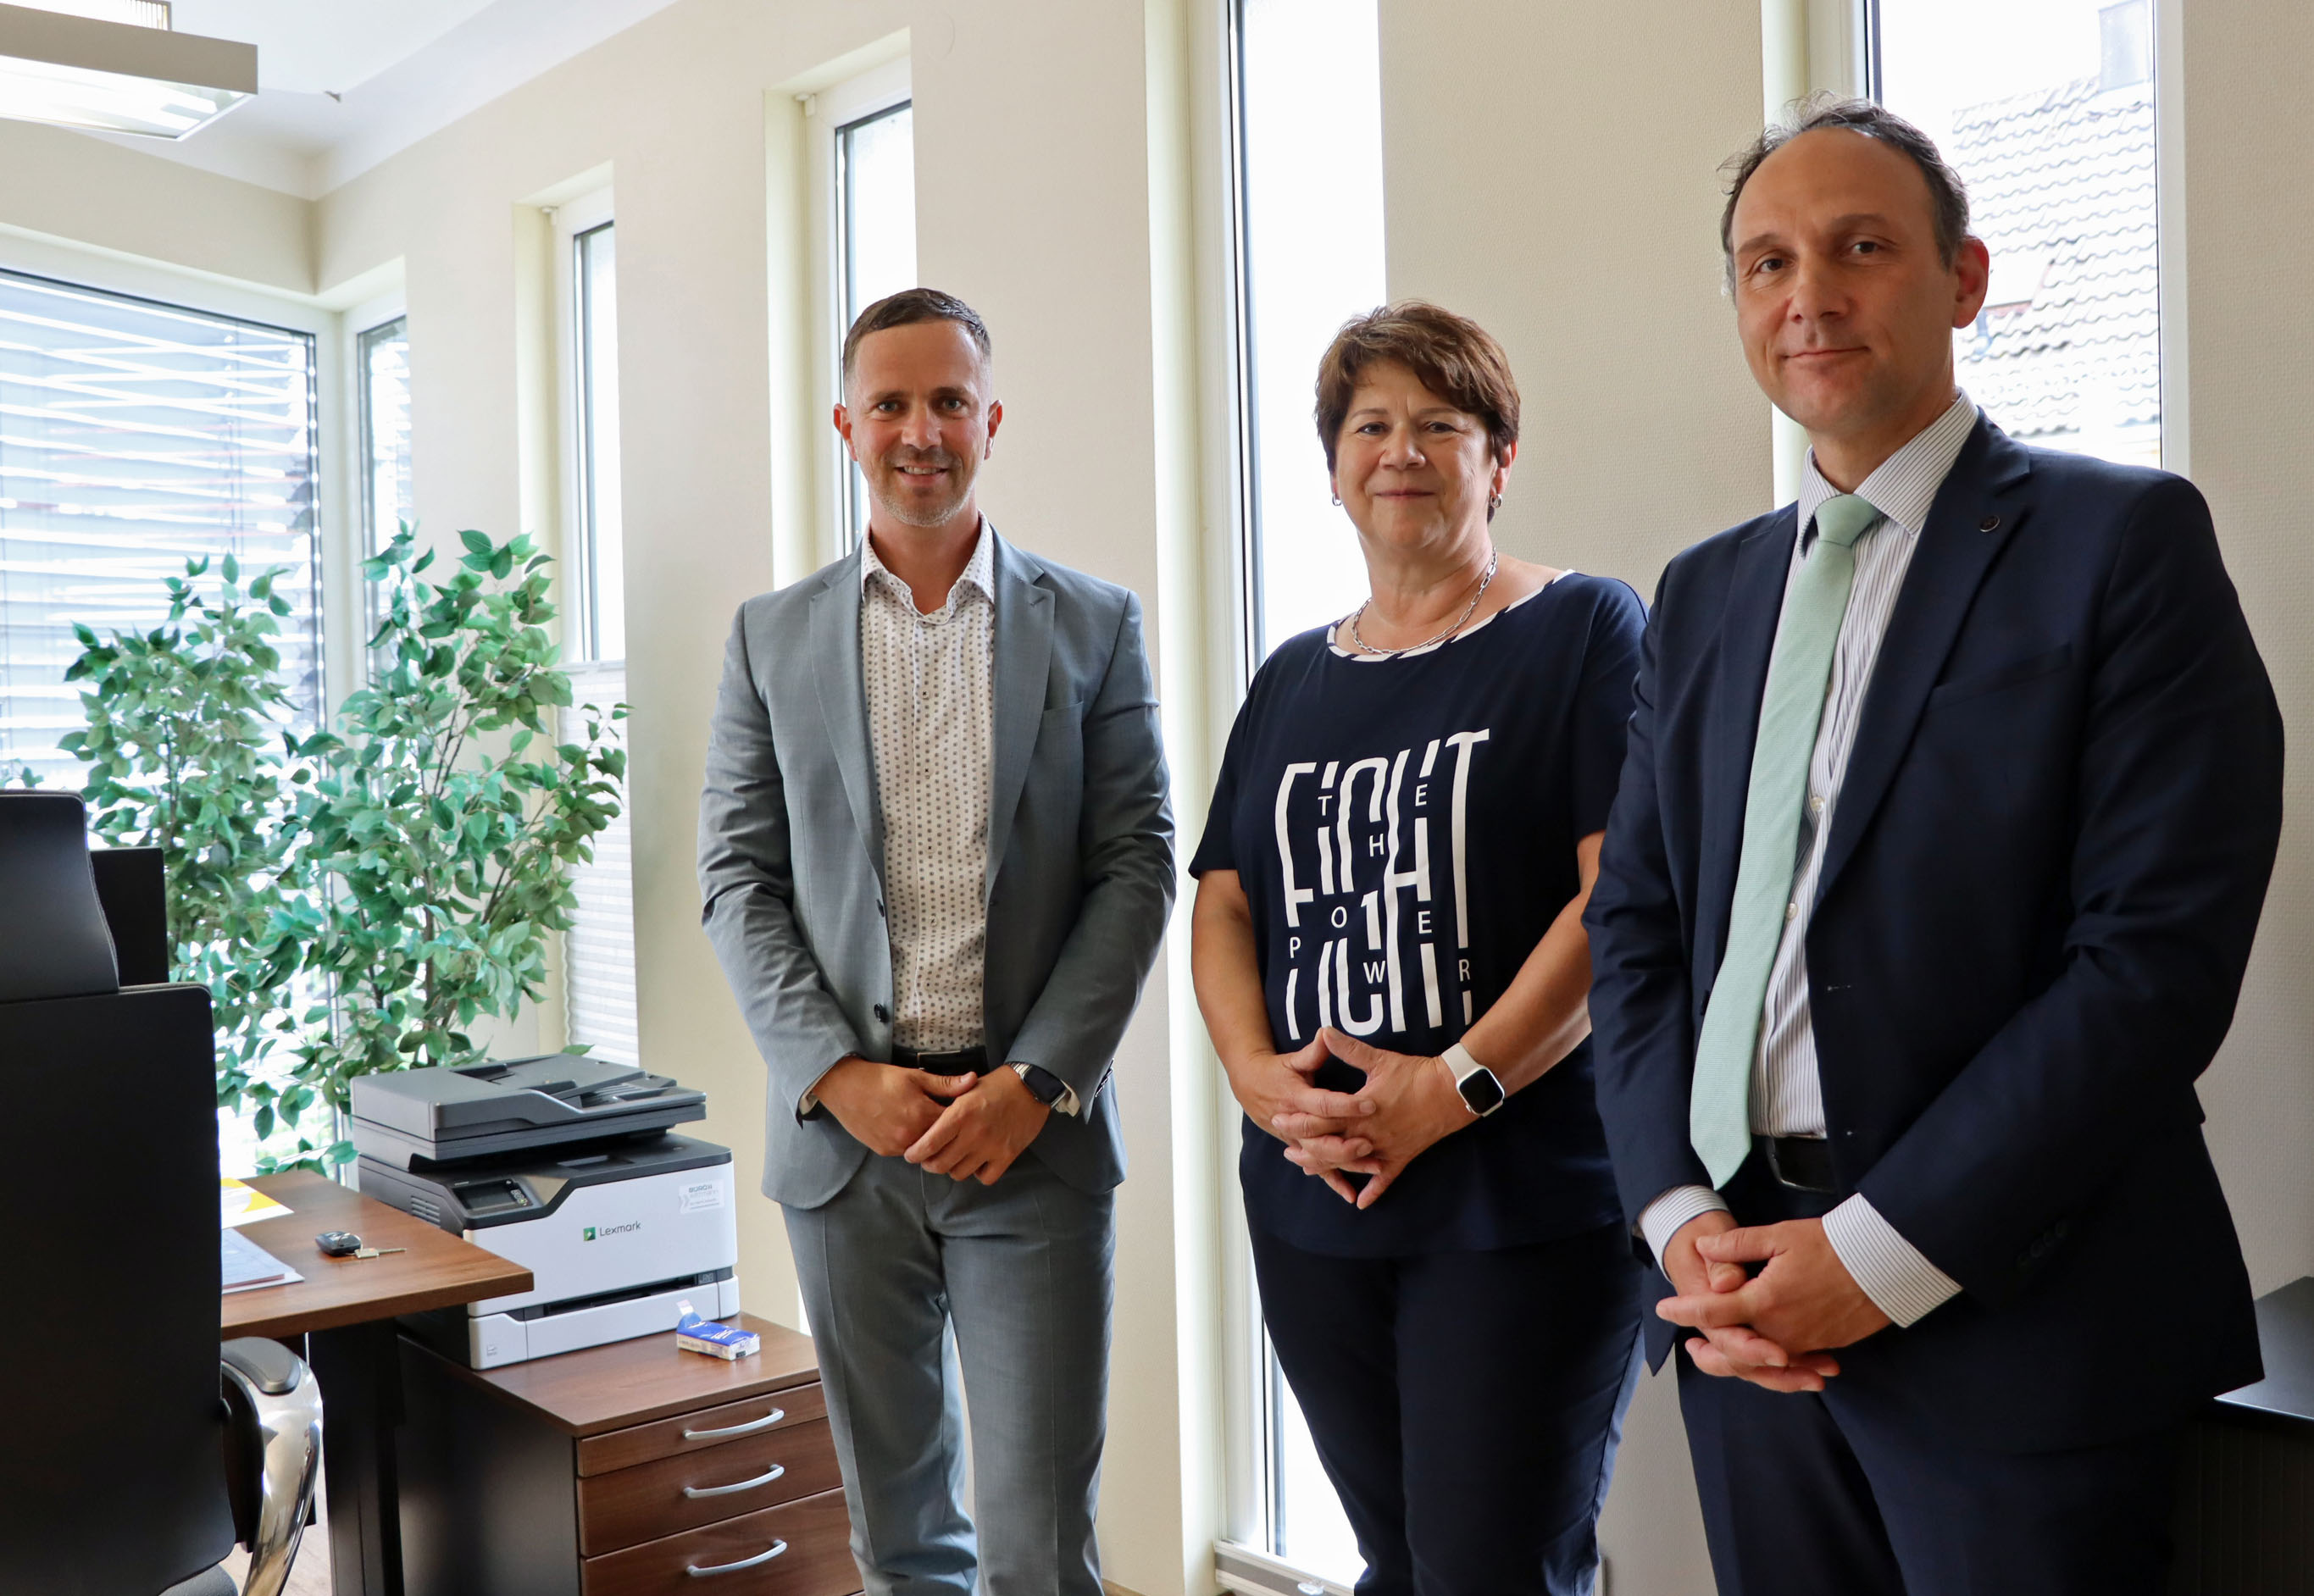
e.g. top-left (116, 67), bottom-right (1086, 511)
top-left (1585, 98), bottom-right (2283, 1593)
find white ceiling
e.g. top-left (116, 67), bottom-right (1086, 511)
top-left (63, 0), bottom-right (684, 197)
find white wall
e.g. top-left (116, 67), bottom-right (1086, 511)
top-left (4, 2), bottom-right (2313, 1593)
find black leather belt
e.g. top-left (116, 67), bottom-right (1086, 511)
top-left (892, 1045), bottom-right (988, 1076)
top-left (1758, 1134), bottom-right (1837, 1193)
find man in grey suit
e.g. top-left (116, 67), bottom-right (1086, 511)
top-left (698, 287), bottom-right (1174, 1596)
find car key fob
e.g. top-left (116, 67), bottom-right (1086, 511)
top-left (315, 1230), bottom-right (363, 1257)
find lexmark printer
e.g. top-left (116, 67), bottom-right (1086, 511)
top-left (352, 1054), bottom-right (741, 1370)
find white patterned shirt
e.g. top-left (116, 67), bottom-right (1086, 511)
top-left (1640, 392), bottom-right (1978, 1327)
top-left (861, 524), bottom-right (996, 1055)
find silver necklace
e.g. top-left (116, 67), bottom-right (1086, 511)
top-left (1346, 548), bottom-right (1501, 658)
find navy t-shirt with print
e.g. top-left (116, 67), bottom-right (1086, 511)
top-left (1191, 574), bottom-right (1645, 1257)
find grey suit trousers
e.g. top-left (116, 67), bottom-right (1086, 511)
top-left (784, 1150), bottom-right (1114, 1596)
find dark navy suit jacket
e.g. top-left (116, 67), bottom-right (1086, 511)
top-left (1585, 416), bottom-right (2283, 1453)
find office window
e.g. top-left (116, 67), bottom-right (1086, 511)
top-left (1873, 0), bottom-right (2161, 467)
top-left (0, 267), bottom-right (321, 787)
top-left (1233, 0), bottom-right (1386, 670)
top-left (1224, 0), bottom-right (1385, 1586)
top-left (575, 223), bottom-right (625, 662)
top-left (358, 316), bottom-right (412, 556)
top-left (357, 313), bottom-right (412, 647)
top-left (553, 198), bottom-right (637, 1067)
top-left (835, 93), bottom-right (917, 548)
top-left (559, 670), bottom-right (636, 1067)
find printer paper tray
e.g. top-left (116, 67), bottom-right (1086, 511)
top-left (404, 1274), bottom-right (743, 1370)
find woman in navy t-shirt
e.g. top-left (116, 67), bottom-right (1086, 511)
top-left (1190, 303), bottom-right (1645, 1595)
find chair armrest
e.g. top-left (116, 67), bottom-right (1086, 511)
top-left (219, 1338), bottom-right (304, 1397)
top-left (219, 1338), bottom-right (322, 1596)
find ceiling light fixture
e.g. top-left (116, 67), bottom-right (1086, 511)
top-left (0, 0), bottom-right (255, 141)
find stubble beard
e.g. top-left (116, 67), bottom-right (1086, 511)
top-left (868, 451), bottom-right (976, 529)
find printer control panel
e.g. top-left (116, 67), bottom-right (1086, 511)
top-left (453, 1178), bottom-right (535, 1217)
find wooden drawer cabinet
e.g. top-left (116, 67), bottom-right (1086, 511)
top-left (399, 1315), bottom-right (858, 1596)
top-left (578, 1383), bottom-right (830, 1477)
top-left (579, 1418), bottom-right (844, 1554)
top-left (582, 1490), bottom-right (857, 1596)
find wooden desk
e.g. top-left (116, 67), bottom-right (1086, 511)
top-left (227, 1171), bottom-right (533, 1596)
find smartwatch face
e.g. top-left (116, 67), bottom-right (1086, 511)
top-left (1460, 1068), bottom-right (1506, 1116)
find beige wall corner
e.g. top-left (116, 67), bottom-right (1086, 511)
top-left (0, 119), bottom-right (312, 294)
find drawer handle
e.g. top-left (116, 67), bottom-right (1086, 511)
top-left (681, 1407), bottom-right (785, 1442)
top-left (683, 1463), bottom-right (785, 1499)
top-left (686, 1539), bottom-right (787, 1577)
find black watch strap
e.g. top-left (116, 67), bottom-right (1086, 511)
top-left (1012, 1062), bottom-right (1068, 1106)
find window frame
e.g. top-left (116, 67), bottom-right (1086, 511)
top-left (0, 229), bottom-right (353, 724)
top-left (551, 186), bottom-right (620, 665)
top-left (348, 291), bottom-right (411, 657)
top-left (807, 56), bottom-right (913, 559)
top-left (1212, 1), bottom-right (1381, 1588)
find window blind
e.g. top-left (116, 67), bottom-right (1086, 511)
top-left (0, 267), bottom-right (321, 784)
top-left (561, 661), bottom-right (638, 1067)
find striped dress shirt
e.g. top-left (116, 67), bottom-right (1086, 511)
top-left (1640, 392), bottom-right (1978, 1327)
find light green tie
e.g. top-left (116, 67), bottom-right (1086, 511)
top-left (1689, 492), bottom-right (1884, 1187)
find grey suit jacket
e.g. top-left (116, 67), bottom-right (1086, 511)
top-left (698, 529), bottom-right (1175, 1209)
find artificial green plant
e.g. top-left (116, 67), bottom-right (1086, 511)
top-left (58, 556), bottom-right (309, 1133)
top-left (271, 526), bottom-right (625, 1166)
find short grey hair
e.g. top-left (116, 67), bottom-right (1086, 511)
top-left (1719, 96), bottom-right (1973, 287)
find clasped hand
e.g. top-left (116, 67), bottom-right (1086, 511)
top-left (1255, 1027), bottom-right (1472, 1209)
top-left (815, 1056), bottom-right (1051, 1185)
top-left (1656, 1211), bottom-right (1890, 1393)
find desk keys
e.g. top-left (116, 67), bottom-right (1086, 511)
top-left (315, 1229), bottom-right (407, 1261)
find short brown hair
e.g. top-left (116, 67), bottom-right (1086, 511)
top-left (841, 287), bottom-right (993, 389)
top-left (1313, 302), bottom-right (1520, 474)
top-left (1721, 97), bottom-right (1972, 287)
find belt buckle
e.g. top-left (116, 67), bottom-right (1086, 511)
top-left (1763, 1136), bottom-right (1832, 1193)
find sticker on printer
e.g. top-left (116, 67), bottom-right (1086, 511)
top-left (680, 1180), bottom-right (725, 1214)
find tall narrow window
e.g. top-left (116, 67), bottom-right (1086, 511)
top-left (357, 314), bottom-right (413, 643)
top-left (1225, 1), bottom-right (1384, 1587)
top-left (1873, 0), bottom-right (2161, 467)
top-left (557, 202), bottom-right (637, 1067)
top-left (575, 223), bottom-right (625, 661)
top-left (0, 267), bottom-right (321, 787)
top-left (1233, 0), bottom-right (1386, 671)
top-left (835, 95), bottom-right (916, 548)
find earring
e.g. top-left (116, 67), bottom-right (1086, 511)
top-left (1330, 492), bottom-right (1341, 506)
top-left (1487, 490), bottom-right (1503, 514)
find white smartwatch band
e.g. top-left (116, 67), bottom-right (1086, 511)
top-left (1441, 1042), bottom-right (1505, 1117)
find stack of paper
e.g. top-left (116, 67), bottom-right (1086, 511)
top-left (220, 1228), bottom-right (303, 1294)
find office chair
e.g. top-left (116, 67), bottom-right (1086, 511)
top-left (0, 792), bottom-right (323, 1596)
